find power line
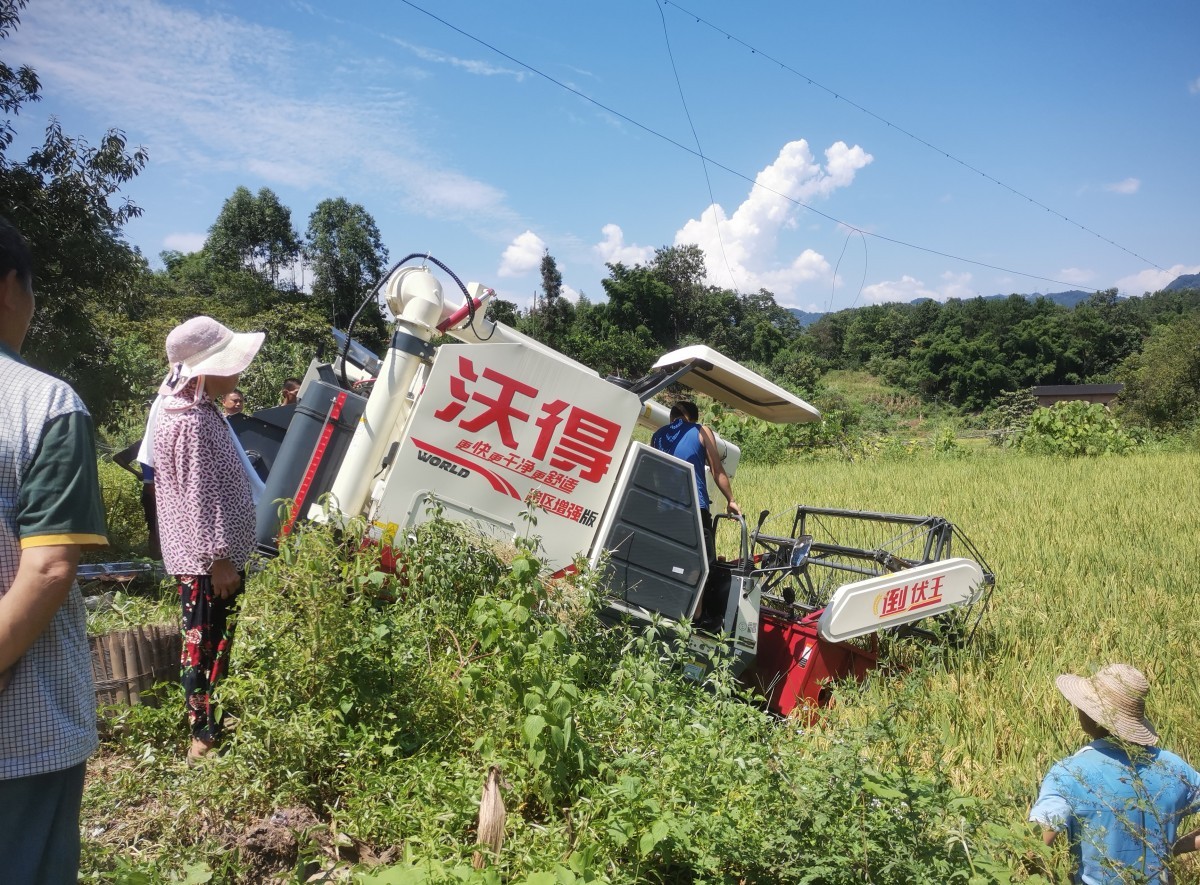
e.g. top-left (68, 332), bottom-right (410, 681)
top-left (396, 0), bottom-right (1108, 293)
top-left (652, 0), bottom-right (744, 296)
top-left (662, 0), bottom-right (1166, 274)
top-left (828, 229), bottom-right (870, 313)
top-left (654, 0), bottom-right (741, 295)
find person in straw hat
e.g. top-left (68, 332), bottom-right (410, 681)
top-left (1030, 663), bottom-right (1200, 883)
top-left (149, 316), bottom-right (265, 763)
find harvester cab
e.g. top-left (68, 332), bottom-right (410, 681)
top-left (248, 257), bottom-right (995, 717)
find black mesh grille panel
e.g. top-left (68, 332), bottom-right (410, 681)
top-left (598, 447), bottom-right (708, 622)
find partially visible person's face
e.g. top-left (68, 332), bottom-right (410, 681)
top-left (1078, 709), bottom-right (1108, 740)
top-left (281, 386), bottom-right (299, 405)
top-left (0, 269), bottom-right (35, 353)
top-left (221, 391), bottom-right (244, 413)
top-left (206, 373), bottom-right (241, 403)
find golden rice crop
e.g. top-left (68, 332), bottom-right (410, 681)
top-left (736, 451), bottom-right (1200, 821)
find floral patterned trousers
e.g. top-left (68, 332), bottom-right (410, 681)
top-left (177, 573), bottom-right (241, 743)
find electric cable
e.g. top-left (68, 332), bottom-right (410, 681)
top-left (394, 0), bottom-right (1109, 294)
top-left (654, 0), bottom-right (740, 295)
top-left (827, 229), bottom-right (853, 315)
top-left (662, 0), bottom-right (1166, 273)
top-left (848, 233), bottom-right (869, 311)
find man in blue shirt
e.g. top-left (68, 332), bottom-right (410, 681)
top-left (1030, 663), bottom-right (1200, 883)
top-left (651, 400), bottom-right (739, 559)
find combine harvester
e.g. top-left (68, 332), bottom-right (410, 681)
top-left (241, 255), bottom-right (995, 718)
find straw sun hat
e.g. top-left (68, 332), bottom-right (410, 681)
top-left (1056, 663), bottom-right (1159, 746)
top-left (159, 316), bottom-right (265, 396)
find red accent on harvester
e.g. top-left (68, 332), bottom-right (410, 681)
top-left (549, 563), bottom-right (579, 580)
top-left (281, 391), bottom-right (348, 537)
top-left (436, 292), bottom-right (489, 332)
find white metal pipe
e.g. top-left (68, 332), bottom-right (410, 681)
top-left (322, 268), bottom-right (445, 520)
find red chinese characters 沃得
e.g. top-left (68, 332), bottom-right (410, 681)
top-left (437, 356), bottom-right (621, 484)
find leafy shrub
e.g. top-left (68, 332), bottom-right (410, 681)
top-left (80, 513), bottom-right (1033, 882)
top-left (708, 410), bottom-right (798, 466)
top-left (986, 389), bottom-right (1038, 447)
top-left (1017, 401), bottom-right (1135, 456)
top-left (96, 458), bottom-right (150, 557)
top-left (930, 423), bottom-right (965, 458)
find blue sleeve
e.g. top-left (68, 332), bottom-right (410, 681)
top-left (1029, 763), bottom-right (1073, 830)
top-left (1183, 760), bottom-right (1200, 816)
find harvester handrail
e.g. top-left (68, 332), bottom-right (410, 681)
top-left (789, 505), bottom-right (950, 528)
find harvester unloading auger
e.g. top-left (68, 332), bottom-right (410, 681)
top-left (231, 254), bottom-right (995, 718)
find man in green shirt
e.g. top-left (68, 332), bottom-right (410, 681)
top-left (0, 215), bottom-right (109, 883)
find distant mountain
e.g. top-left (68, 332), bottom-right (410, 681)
top-left (788, 309), bottom-right (825, 327)
top-left (1164, 273), bottom-right (1200, 292)
top-left (984, 290), bottom-right (1093, 308)
top-left (786, 273), bottom-right (1197, 324)
top-left (786, 290), bottom-right (1095, 324)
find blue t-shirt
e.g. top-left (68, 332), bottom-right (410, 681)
top-left (1029, 738), bottom-right (1200, 884)
top-left (650, 418), bottom-right (710, 510)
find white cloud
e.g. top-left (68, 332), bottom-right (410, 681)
top-left (1056, 267), bottom-right (1094, 286)
top-left (382, 36), bottom-right (526, 80)
top-left (1103, 178), bottom-right (1140, 195)
top-left (861, 271), bottom-right (973, 305)
top-left (593, 223), bottom-right (655, 267)
top-left (14, 0), bottom-right (513, 223)
top-left (1190, 77), bottom-right (1200, 95)
top-left (162, 232), bottom-right (206, 254)
top-left (672, 139), bottom-right (872, 300)
top-left (1115, 263), bottom-right (1200, 296)
top-left (498, 230), bottom-right (546, 277)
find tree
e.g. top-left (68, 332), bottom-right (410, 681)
top-left (650, 244), bottom-right (707, 343)
top-left (254, 188), bottom-right (301, 285)
top-left (1115, 313), bottom-right (1200, 431)
top-left (1, 1), bottom-right (38, 149)
top-left (305, 198), bottom-right (388, 339)
top-left (207, 186), bottom-right (301, 286)
top-left (1, 0), bottom-right (148, 420)
top-left (600, 262), bottom-right (675, 347)
top-left (487, 297), bottom-right (520, 328)
top-left (537, 249), bottom-right (571, 349)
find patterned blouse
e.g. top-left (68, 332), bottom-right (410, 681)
top-left (153, 389), bottom-right (255, 575)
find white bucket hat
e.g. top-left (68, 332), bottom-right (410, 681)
top-left (1056, 663), bottom-right (1159, 746)
top-left (159, 316), bottom-right (265, 396)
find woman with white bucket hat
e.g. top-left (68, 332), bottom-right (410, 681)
top-left (147, 316), bottom-right (264, 763)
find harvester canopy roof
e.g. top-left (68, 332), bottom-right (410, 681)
top-left (651, 345), bottom-right (821, 424)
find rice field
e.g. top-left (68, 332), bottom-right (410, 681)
top-left (736, 450), bottom-right (1200, 822)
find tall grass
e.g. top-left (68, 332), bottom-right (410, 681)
top-left (737, 451), bottom-right (1200, 820)
top-left (79, 449), bottom-right (1200, 882)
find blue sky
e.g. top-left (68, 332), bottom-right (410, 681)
top-left (7, 0), bottom-right (1200, 313)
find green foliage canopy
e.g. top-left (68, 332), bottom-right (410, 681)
top-left (206, 185), bottom-right (301, 286)
top-left (306, 197), bottom-right (389, 343)
top-left (1114, 312), bottom-right (1200, 432)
